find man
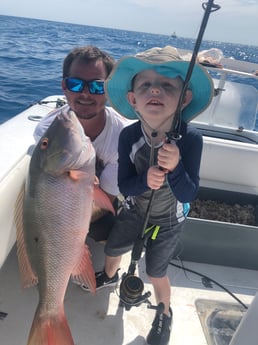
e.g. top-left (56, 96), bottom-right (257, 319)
top-left (34, 46), bottom-right (130, 241)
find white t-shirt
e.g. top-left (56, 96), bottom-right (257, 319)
top-left (33, 104), bottom-right (131, 196)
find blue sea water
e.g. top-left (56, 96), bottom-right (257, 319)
top-left (1, 14), bottom-right (258, 129)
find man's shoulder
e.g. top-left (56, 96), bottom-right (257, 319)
top-left (120, 120), bottom-right (142, 143)
top-left (121, 119), bottom-right (141, 133)
top-left (105, 106), bottom-right (135, 128)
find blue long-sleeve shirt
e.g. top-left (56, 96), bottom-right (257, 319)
top-left (118, 120), bottom-right (203, 225)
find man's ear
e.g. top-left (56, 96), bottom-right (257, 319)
top-left (127, 91), bottom-right (137, 108)
top-left (61, 79), bottom-right (66, 91)
top-left (181, 89), bottom-right (192, 110)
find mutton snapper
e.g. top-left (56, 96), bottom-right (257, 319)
top-left (15, 109), bottom-right (114, 345)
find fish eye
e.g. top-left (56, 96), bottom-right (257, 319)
top-left (40, 138), bottom-right (49, 149)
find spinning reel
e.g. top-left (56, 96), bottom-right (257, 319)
top-left (119, 273), bottom-right (151, 310)
top-left (118, 235), bottom-right (158, 311)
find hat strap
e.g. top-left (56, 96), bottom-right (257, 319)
top-left (134, 110), bottom-right (154, 133)
top-left (135, 110), bottom-right (175, 145)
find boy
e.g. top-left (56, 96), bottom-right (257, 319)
top-left (88, 46), bottom-right (213, 345)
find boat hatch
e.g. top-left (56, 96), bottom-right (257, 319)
top-left (195, 299), bottom-right (247, 345)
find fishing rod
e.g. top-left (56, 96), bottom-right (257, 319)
top-left (169, 0), bottom-right (221, 140)
top-left (119, 0), bottom-right (221, 311)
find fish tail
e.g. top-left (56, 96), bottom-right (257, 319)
top-left (27, 306), bottom-right (74, 345)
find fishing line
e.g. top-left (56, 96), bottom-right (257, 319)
top-left (169, 259), bottom-right (248, 309)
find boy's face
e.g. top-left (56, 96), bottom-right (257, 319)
top-left (127, 69), bottom-right (191, 128)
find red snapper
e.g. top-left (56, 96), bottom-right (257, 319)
top-left (15, 109), bottom-right (113, 345)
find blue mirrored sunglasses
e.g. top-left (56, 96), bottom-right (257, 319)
top-left (65, 77), bottom-right (105, 94)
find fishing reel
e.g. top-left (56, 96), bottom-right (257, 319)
top-left (118, 235), bottom-right (162, 311)
top-left (119, 272), bottom-right (151, 310)
top-left (119, 268), bottom-right (163, 312)
top-left (118, 235), bottom-right (150, 310)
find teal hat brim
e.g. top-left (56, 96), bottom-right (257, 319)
top-left (105, 56), bottom-right (214, 122)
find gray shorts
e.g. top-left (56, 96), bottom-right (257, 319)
top-left (104, 207), bottom-right (185, 277)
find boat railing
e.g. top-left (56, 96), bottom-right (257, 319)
top-left (191, 60), bottom-right (258, 143)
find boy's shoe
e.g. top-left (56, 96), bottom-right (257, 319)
top-left (80, 270), bottom-right (119, 292)
top-left (146, 304), bottom-right (173, 345)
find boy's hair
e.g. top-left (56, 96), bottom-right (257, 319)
top-left (63, 46), bottom-right (115, 79)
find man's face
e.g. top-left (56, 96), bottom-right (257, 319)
top-left (62, 57), bottom-right (107, 120)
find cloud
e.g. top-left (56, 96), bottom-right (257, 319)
top-left (235, 0), bottom-right (258, 4)
top-left (128, 0), bottom-right (201, 11)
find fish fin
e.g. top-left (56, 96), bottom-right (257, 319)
top-left (27, 305), bottom-right (74, 345)
top-left (69, 169), bottom-right (89, 181)
top-left (94, 186), bottom-right (115, 215)
top-left (14, 184), bottom-right (38, 288)
top-left (71, 244), bottom-right (96, 293)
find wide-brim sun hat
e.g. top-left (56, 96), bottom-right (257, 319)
top-left (105, 46), bottom-right (214, 122)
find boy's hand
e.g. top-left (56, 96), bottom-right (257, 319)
top-left (147, 166), bottom-right (166, 190)
top-left (157, 142), bottom-right (180, 172)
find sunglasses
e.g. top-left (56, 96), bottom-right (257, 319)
top-left (65, 77), bottom-right (105, 94)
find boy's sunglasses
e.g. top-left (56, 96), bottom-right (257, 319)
top-left (65, 77), bottom-right (105, 94)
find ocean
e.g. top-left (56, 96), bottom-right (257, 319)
top-left (1, 14), bottom-right (258, 129)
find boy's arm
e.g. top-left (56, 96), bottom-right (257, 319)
top-left (118, 130), bottom-right (149, 197)
top-left (167, 130), bottom-right (203, 202)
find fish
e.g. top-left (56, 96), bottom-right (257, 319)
top-left (15, 108), bottom-right (114, 345)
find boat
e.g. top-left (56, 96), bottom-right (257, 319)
top-left (171, 31), bottom-right (177, 39)
top-left (0, 55), bottom-right (258, 345)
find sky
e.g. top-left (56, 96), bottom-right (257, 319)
top-left (1, 0), bottom-right (258, 46)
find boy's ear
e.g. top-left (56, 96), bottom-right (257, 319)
top-left (127, 91), bottom-right (137, 108)
top-left (181, 89), bottom-right (192, 110)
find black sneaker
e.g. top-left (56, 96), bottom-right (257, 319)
top-left (146, 304), bottom-right (173, 345)
top-left (80, 270), bottom-right (119, 292)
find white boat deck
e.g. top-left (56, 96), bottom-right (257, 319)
top-left (0, 238), bottom-right (257, 345)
